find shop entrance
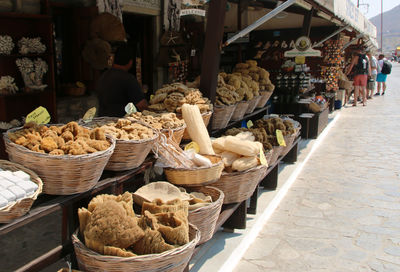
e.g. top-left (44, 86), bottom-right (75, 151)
top-left (123, 13), bottom-right (155, 96)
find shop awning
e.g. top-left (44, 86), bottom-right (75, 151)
top-left (313, 0), bottom-right (377, 47)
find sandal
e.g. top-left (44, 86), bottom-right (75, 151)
top-left (382, 92), bottom-right (385, 95)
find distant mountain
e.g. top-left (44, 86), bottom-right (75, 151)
top-left (370, 4), bottom-right (400, 54)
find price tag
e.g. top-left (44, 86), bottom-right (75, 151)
top-left (276, 129), bottom-right (286, 146)
top-left (125, 102), bottom-right (137, 115)
top-left (25, 106), bottom-right (51, 125)
top-left (191, 49), bottom-right (196, 57)
top-left (247, 120), bottom-right (254, 129)
top-left (259, 148), bottom-right (268, 166)
top-left (185, 141), bottom-right (200, 153)
top-left (82, 107), bottom-right (96, 123)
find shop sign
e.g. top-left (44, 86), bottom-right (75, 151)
top-left (180, 9), bottom-right (206, 17)
top-left (334, 0), bottom-right (364, 33)
top-left (284, 36), bottom-right (321, 57)
top-left (123, 0), bottom-right (161, 13)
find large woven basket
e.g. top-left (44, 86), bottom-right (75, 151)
top-left (187, 186), bottom-right (224, 244)
top-left (211, 104), bottom-right (237, 130)
top-left (211, 165), bottom-right (268, 204)
top-left (281, 119), bottom-right (301, 155)
top-left (256, 91), bottom-right (273, 108)
top-left (72, 225), bottom-right (200, 272)
top-left (182, 111), bottom-right (212, 140)
top-left (245, 96), bottom-right (261, 114)
top-left (161, 125), bottom-right (186, 145)
top-left (268, 145), bottom-right (283, 166)
top-left (164, 155), bottom-right (224, 186)
top-left (4, 129), bottom-right (115, 195)
top-left (0, 160), bottom-right (43, 223)
top-left (84, 117), bottom-right (158, 171)
top-left (230, 101), bottom-right (249, 121)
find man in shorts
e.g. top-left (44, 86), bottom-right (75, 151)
top-left (346, 47), bottom-right (371, 106)
top-left (366, 51), bottom-right (377, 99)
top-left (375, 54), bottom-right (388, 95)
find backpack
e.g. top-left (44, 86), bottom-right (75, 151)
top-left (381, 60), bottom-right (392, 74)
top-left (355, 54), bottom-right (368, 75)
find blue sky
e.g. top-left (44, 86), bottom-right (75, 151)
top-left (352, 0), bottom-right (399, 18)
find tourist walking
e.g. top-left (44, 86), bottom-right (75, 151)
top-left (366, 51), bottom-right (377, 99)
top-left (346, 47), bottom-right (371, 106)
top-left (375, 54), bottom-right (391, 95)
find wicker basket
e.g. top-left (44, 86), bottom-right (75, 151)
top-left (182, 111), bottom-right (212, 140)
top-left (161, 125), bottom-right (186, 145)
top-left (0, 160), bottom-right (43, 223)
top-left (281, 120), bottom-right (301, 155)
top-left (4, 129), bottom-right (115, 195)
top-left (268, 145), bottom-right (283, 166)
top-left (256, 91), bottom-right (273, 108)
top-left (72, 225), bottom-right (200, 272)
top-left (211, 165), bottom-right (268, 204)
top-left (245, 96), bottom-right (261, 114)
top-left (164, 155), bottom-right (224, 186)
top-left (230, 101), bottom-right (249, 121)
top-left (211, 104), bottom-right (237, 130)
top-left (187, 186), bottom-right (224, 244)
top-left (84, 117), bottom-right (158, 171)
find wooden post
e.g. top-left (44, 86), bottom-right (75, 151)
top-left (301, 8), bottom-right (313, 37)
top-left (199, 0), bottom-right (228, 103)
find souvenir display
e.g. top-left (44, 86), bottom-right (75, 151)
top-left (0, 76), bottom-right (18, 95)
top-left (0, 35), bottom-right (14, 55)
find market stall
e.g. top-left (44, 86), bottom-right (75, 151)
top-left (0, 0), bottom-right (377, 271)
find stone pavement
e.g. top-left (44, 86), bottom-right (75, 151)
top-left (232, 64), bottom-right (400, 272)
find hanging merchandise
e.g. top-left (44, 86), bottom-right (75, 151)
top-left (320, 39), bottom-right (344, 91)
top-left (96, 0), bottom-right (123, 22)
top-left (136, 43), bottom-right (142, 86)
top-left (168, 60), bottom-right (189, 83)
top-left (164, 0), bottom-right (182, 31)
top-left (90, 12), bottom-right (126, 42)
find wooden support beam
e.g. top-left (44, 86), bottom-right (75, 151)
top-left (301, 8), bottom-right (314, 37)
top-left (199, 0), bottom-right (228, 103)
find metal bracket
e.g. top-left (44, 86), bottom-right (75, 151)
top-left (312, 25), bottom-right (348, 48)
top-left (342, 33), bottom-right (364, 51)
top-left (224, 0), bottom-right (297, 46)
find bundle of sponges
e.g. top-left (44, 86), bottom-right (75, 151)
top-left (212, 133), bottom-right (263, 172)
top-left (78, 192), bottom-right (190, 257)
top-left (233, 60), bottom-right (275, 92)
top-left (8, 122), bottom-right (110, 155)
top-left (218, 72), bottom-right (257, 102)
top-left (255, 117), bottom-right (296, 136)
top-left (96, 119), bottom-right (154, 141)
top-left (127, 111), bottom-right (185, 130)
top-left (148, 83), bottom-right (212, 113)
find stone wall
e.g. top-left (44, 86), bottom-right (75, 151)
top-left (57, 94), bottom-right (99, 123)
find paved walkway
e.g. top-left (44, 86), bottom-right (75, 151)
top-left (233, 64), bottom-right (400, 271)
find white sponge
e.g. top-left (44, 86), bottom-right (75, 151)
top-left (8, 186), bottom-right (25, 200)
top-left (0, 189), bottom-right (16, 202)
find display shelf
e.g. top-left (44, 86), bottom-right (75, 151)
top-left (0, 161), bottom-right (152, 235)
top-left (0, 53), bottom-right (50, 58)
top-left (0, 12), bottom-right (51, 20)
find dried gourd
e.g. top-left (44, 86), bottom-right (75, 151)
top-left (235, 131), bottom-right (255, 141)
top-left (182, 104), bottom-right (215, 155)
top-left (221, 151), bottom-right (240, 167)
top-left (232, 156), bottom-right (259, 171)
top-left (223, 136), bottom-right (261, 157)
top-left (212, 137), bottom-right (226, 151)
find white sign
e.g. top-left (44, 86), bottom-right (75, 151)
top-left (284, 36), bottom-right (322, 57)
top-left (180, 9), bottom-right (206, 16)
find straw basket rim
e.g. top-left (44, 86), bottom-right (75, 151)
top-left (164, 154), bottom-right (223, 172)
top-left (187, 186), bottom-right (224, 214)
top-left (0, 160), bottom-right (43, 222)
top-left (3, 127), bottom-right (116, 160)
top-left (72, 223), bottom-right (200, 261)
top-left (221, 164), bottom-right (267, 177)
top-left (82, 117), bottom-right (159, 144)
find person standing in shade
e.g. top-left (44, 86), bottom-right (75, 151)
top-left (97, 44), bottom-right (148, 117)
top-left (346, 47), bottom-right (371, 106)
top-left (366, 51), bottom-right (377, 99)
top-left (375, 54), bottom-right (389, 96)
